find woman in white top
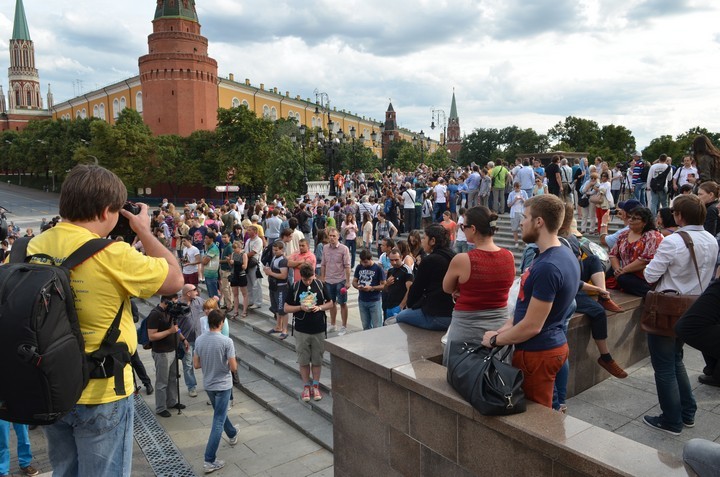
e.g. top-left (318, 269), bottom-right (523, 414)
top-left (362, 211), bottom-right (374, 250)
top-left (340, 213), bottom-right (359, 269)
top-left (592, 171), bottom-right (614, 235)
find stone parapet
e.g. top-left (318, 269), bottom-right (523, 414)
top-left (326, 297), bottom-right (691, 476)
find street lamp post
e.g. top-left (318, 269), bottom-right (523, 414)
top-left (413, 130), bottom-right (427, 164)
top-left (314, 90), bottom-right (342, 197)
top-left (431, 109), bottom-right (447, 145)
top-left (292, 124), bottom-right (309, 195)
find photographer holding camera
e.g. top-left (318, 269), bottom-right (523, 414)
top-left (147, 295), bottom-right (189, 417)
top-left (177, 284), bottom-right (205, 397)
top-left (22, 165), bottom-right (183, 476)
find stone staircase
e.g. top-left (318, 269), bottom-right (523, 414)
top-left (135, 296), bottom-right (336, 452)
top-left (133, 212), bottom-right (625, 455)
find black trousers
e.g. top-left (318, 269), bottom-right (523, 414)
top-left (131, 350), bottom-right (152, 388)
top-left (675, 280), bottom-right (720, 378)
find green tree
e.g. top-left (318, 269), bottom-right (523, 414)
top-left (458, 128), bottom-right (501, 166)
top-left (155, 135), bottom-right (204, 202)
top-left (548, 116), bottom-right (600, 152)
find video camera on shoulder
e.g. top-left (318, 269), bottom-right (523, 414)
top-left (166, 301), bottom-right (191, 322)
top-left (110, 202), bottom-right (141, 241)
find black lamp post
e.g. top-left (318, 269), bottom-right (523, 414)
top-left (291, 124), bottom-right (309, 195)
top-left (413, 130), bottom-right (427, 164)
top-left (431, 109), bottom-right (447, 145)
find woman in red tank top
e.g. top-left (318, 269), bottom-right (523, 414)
top-left (442, 206), bottom-right (516, 365)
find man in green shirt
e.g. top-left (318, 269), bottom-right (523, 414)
top-left (490, 161), bottom-right (510, 213)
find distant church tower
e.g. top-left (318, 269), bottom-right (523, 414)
top-left (139, 0), bottom-right (219, 136)
top-left (8, 0), bottom-right (42, 111)
top-left (447, 90), bottom-right (462, 159)
top-left (382, 102), bottom-right (397, 160)
top-left (1, 0), bottom-right (50, 131)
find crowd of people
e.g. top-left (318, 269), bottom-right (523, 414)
top-left (3, 135), bottom-right (720, 476)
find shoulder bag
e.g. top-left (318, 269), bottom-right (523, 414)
top-left (640, 231), bottom-right (702, 337)
top-left (446, 342), bottom-right (526, 416)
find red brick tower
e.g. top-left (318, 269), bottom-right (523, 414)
top-left (139, 0), bottom-right (218, 136)
top-left (382, 102), bottom-right (397, 160)
top-left (447, 90), bottom-right (462, 159)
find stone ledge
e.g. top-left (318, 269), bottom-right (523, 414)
top-left (327, 294), bottom-right (692, 476)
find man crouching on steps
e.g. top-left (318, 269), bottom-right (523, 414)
top-left (194, 309), bottom-right (238, 474)
top-left (285, 264), bottom-right (333, 402)
top-left (30, 164), bottom-right (183, 476)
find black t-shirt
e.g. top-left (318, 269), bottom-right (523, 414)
top-left (146, 305), bottom-right (176, 353)
top-left (383, 266), bottom-right (414, 309)
top-left (545, 163), bottom-right (561, 193)
top-left (286, 279), bottom-right (332, 334)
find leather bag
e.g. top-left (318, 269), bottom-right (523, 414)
top-left (446, 342), bottom-right (526, 416)
top-left (640, 231), bottom-right (702, 338)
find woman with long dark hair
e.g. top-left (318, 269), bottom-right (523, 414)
top-left (693, 134), bottom-right (720, 184)
top-left (392, 224), bottom-right (455, 330)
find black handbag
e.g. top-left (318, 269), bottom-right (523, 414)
top-left (446, 342), bottom-right (526, 416)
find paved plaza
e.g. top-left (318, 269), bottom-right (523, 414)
top-left (1, 184), bottom-right (719, 475)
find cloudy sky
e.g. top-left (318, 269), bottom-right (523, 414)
top-left (1, 0), bottom-right (719, 148)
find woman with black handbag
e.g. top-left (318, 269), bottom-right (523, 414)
top-left (641, 194), bottom-right (718, 435)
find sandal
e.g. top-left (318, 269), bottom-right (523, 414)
top-left (268, 329), bottom-right (281, 334)
top-left (241, 312), bottom-right (248, 318)
top-left (278, 333), bottom-right (288, 340)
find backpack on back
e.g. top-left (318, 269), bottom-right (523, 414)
top-left (649, 165), bottom-right (672, 193)
top-left (0, 237), bottom-right (130, 425)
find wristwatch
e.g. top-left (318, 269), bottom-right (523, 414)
top-left (489, 335), bottom-right (498, 348)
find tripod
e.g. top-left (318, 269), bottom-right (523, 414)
top-left (174, 323), bottom-right (183, 415)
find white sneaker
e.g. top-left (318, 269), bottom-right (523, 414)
top-left (189, 389), bottom-right (198, 398)
top-left (327, 325), bottom-right (336, 333)
top-left (224, 424), bottom-right (240, 446)
top-left (204, 460), bottom-right (225, 473)
top-left (338, 326), bottom-right (347, 336)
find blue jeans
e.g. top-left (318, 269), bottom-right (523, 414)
top-left (205, 276), bottom-right (219, 299)
top-left (43, 397), bottom-right (134, 477)
top-left (650, 190), bottom-right (668, 216)
top-left (454, 241), bottom-right (469, 254)
top-left (552, 299), bottom-right (576, 410)
top-left (684, 439), bottom-right (720, 477)
top-left (346, 237), bottom-right (357, 269)
top-left (0, 420), bottom-right (32, 474)
top-left (204, 389), bottom-right (237, 463)
top-left (358, 300), bottom-right (383, 330)
top-left (647, 334), bottom-right (696, 431)
top-left (395, 307), bottom-right (451, 331)
top-left (182, 342), bottom-right (197, 392)
top-left (633, 183), bottom-right (647, 206)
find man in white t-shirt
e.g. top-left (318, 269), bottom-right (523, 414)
top-left (673, 156), bottom-right (697, 192)
top-left (648, 154), bottom-right (672, 215)
top-left (401, 183), bottom-right (417, 233)
top-left (181, 236), bottom-right (201, 285)
top-left (433, 178), bottom-right (448, 222)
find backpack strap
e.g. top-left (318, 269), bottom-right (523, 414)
top-left (62, 238), bottom-right (115, 269)
top-left (8, 236), bottom-right (31, 263)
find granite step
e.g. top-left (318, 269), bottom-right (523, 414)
top-left (235, 367), bottom-right (334, 451)
top-left (230, 334), bottom-right (333, 422)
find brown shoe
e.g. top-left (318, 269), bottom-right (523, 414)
top-left (599, 297), bottom-right (624, 313)
top-left (20, 465), bottom-right (39, 476)
top-left (597, 357), bottom-right (628, 378)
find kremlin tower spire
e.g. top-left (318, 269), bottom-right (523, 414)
top-left (8, 0), bottom-right (42, 111)
top-left (139, 0), bottom-right (219, 136)
top-left (447, 90), bottom-right (462, 159)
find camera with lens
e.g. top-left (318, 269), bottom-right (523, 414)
top-left (166, 301), bottom-right (191, 323)
top-left (109, 202), bottom-right (141, 241)
top-left (609, 209), bottom-right (620, 216)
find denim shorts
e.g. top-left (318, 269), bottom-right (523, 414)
top-left (325, 281), bottom-right (347, 305)
top-left (270, 287), bottom-right (287, 315)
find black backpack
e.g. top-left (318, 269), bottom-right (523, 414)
top-left (650, 165), bottom-right (672, 193)
top-left (0, 238), bottom-right (131, 425)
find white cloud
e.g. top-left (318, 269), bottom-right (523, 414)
top-left (1, 0), bottom-right (719, 149)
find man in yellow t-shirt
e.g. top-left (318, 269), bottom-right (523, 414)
top-left (29, 165), bottom-right (183, 476)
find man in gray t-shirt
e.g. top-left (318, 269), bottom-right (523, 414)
top-left (193, 310), bottom-right (238, 473)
